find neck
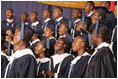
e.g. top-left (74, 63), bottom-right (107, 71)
top-left (48, 35), bottom-right (53, 38)
top-left (74, 17), bottom-right (79, 21)
top-left (8, 17), bottom-right (13, 20)
top-left (57, 49), bottom-right (64, 55)
top-left (18, 42), bottom-right (26, 50)
top-left (32, 38), bottom-right (37, 42)
top-left (78, 48), bottom-right (85, 56)
top-left (32, 20), bottom-right (37, 23)
top-left (88, 10), bottom-right (93, 14)
top-left (39, 52), bottom-right (45, 59)
top-left (96, 39), bottom-right (103, 47)
top-left (14, 45), bottom-right (19, 51)
top-left (7, 38), bottom-right (12, 42)
top-left (44, 17), bottom-right (50, 20)
top-left (23, 20), bottom-right (28, 23)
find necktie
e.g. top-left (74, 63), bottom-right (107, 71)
top-left (7, 42), bottom-right (11, 56)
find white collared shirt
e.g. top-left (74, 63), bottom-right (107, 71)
top-left (88, 42), bottom-right (109, 64)
top-left (56, 17), bottom-right (63, 22)
top-left (31, 21), bottom-right (39, 26)
top-left (88, 11), bottom-right (94, 17)
top-left (73, 19), bottom-right (81, 25)
top-left (71, 52), bottom-right (90, 65)
top-left (30, 39), bottom-right (40, 46)
top-left (7, 19), bottom-right (13, 23)
top-left (44, 18), bottom-right (51, 23)
top-left (36, 57), bottom-right (50, 64)
top-left (59, 34), bottom-right (66, 38)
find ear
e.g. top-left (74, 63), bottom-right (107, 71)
top-left (42, 48), bottom-right (46, 52)
top-left (51, 31), bottom-right (54, 35)
top-left (99, 16), bottom-right (102, 20)
top-left (64, 44), bottom-right (66, 48)
top-left (60, 11), bottom-right (62, 15)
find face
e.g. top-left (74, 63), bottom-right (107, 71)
top-left (91, 29), bottom-right (97, 45)
top-left (35, 42), bottom-right (45, 55)
top-left (6, 30), bottom-right (13, 41)
top-left (100, 1), bottom-right (109, 9)
top-left (30, 13), bottom-right (37, 22)
top-left (44, 27), bottom-right (53, 38)
top-left (59, 24), bottom-right (68, 35)
top-left (21, 13), bottom-right (28, 22)
top-left (114, 5), bottom-right (117, 19)
top-left (91, 12), bottom-right (101, 24)
top-left (53, 8), bottom-right (61, 19)
top-left (13, 29), bottom-right (21, 46)
top-left (85, 2), bottom-right (92, 13)
top-left (42, 10), bottom-right (50, 19)
top-left (72, 37), bottom-right (82, 52)
top-left (6, 10), bottom-right (13, 19)
top-left (54, 39), bottom-right (64, 51)
top-left (76, 21), bottom-right (87, 32)
top-left (72, 9), bottom-right (79, 19)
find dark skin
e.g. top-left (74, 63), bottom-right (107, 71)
top-left (58, 24), bottom-right (68, 36)
top-left (44, 27), bottom-right (54, 38)
top-left (53, 8), bottom-right (62, 19)
top-left (6, 10), bottom-right (13, 20)
top-left (85, 2), bottom-right (93, 14)
top-left (35, 42), bottom-right (46, 77)
top-left (76, 21), bottom-right (87, 32)
top-left (47, 38), bottom-right (66, 77)
top-left (6, 29), bottom-right (13, 42)
top-left (30, 12), bottom-right (38, 23)
top-left (31, 34), bottom-right (38, 42)
top-left (91, 11), bottom-right (102, 24)
top-left (72, 36), bottom-right (86, 56)
top-left (13, 29), bottom-right (26, 50)
top-left (42, 9), bottom-right (51, 20)
top-left (100, 1), bottom-right (110, 10)
top-left (72, 9), bottom-right (81, 21)
top-left (21, 13), bottom-right (28, 23)
top-left (91, 29), bottom-right (103, 47)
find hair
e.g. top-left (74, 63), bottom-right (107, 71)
top-left (96, 10), bottom-right (106, 21)
top-left (1, 38), bottom-right (8, 51)
top-left (93, 24), bottom-right (109, 42)
top-left (16, 25), bottom-right (33, 47)
top-left (59, 37), bottom-right (71, 53)
top-left (106, 1), bottom-right (111, 7)
top-left (22, 12), bottom-right (28, 17)
top-left (74, 9), bottom-right (82, 15)
top-left (6, 8), bottom-right (14, 13)
top-left (61, 22), bottom-right (69, 30)
top-left (6, 28), bottom-right (15, 34)
top-left (31, 11), bottom-right (38, 16)
top-left (87, 1), bottom-right (95, 6)
top-left (77, 35), bottom-right (88, 49)
top-left (56, 7), bottom-right (63, 13)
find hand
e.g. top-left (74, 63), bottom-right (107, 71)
top-left (47, 70), bottom-right (55, 77)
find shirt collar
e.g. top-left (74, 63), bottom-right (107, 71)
top-left (31, 39), bottom-right (40, 46)
top-left (71, 52), bottom-right (90, 65)
top-left (7, 19), bottom-right (13, 23)
top-left (56, 17), bottom-right (63, 22)
top-left (36, 57), bottom-right (50, 64)
top-left (88, 11), bottom-right (94, 17)
top-left (73, 19), bottom-right (81, 24)
top-left (95, 42), bottom-right (109, 50)
top-left (31, 21), bottom-right (39, 26)
top-left (44, 18), bottom-right (51, 23)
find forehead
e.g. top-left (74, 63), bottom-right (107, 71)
top-left (21, 13), bottom-right (27, 16)
top-left (6, 29), bottom-right (12, 33)
top-left (6, 10), bottom-right (12, 12)
top-left (43, 10), bottom-right (49, 13)
top-left (30, 12), bottom-right (37, 16)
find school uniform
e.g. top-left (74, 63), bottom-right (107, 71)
top-left (30, 39), bottom-right (40, 58)
top-left (85, 42), bottom-right (117, 78)
top-left (71, 19), bottom-right (81, 39)
top-left (36, 57), bottom-right (51, 78)
top-left (29, 21), bottom-right (43, 32)
top-left (1, 52), bottom-right (9, 78)
top-left (1, 19), bottom-right (18, 33)
top-left (50, 53), bottom-right (74, 78)
top-left (54, 17), bottom-right (69, 39)
top-left (4, 48), bottom-right (37, 78)
top-left (59, 32), bottom-right (73, 43)
top-left (41, 18), bottom-right (55, 31)
top-left (45, 37), bottom-right (56, 57)
top-left (65, 52), bottom-right (90, 78)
